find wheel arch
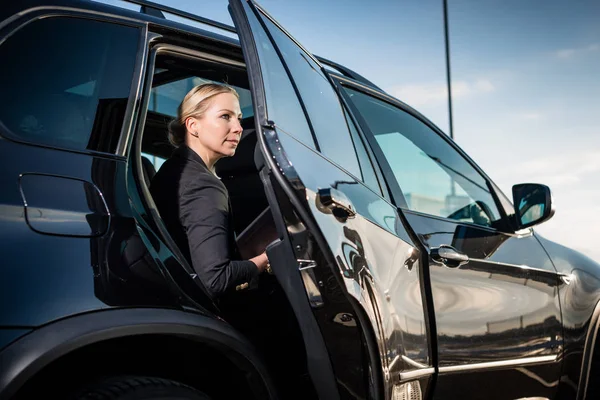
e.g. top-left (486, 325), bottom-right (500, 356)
top-left (577, 298), bottom-right (600, 400)
top-left (0, 307), bottom-right (277, 399)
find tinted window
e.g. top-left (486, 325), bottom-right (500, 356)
top-left (258, 15), bottom-right (362, 178)
top-left (345, 87), bottom-right (501, 227)
top-left (246, 11), bottom-right (315, 149)
top-left (0, 17), bottom-right (139, 153)
top-left (343, 109), bottom-right (381, 195)
top-left (149, 77), bottom-right (253, 120)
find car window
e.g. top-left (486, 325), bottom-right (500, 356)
top-left (257, 15), bottom-right (362, 179)
top-left (246, 12), bottom-right (316, 150)
top-left (149, 77), bottom-right (253, 120)
top-left (0, 17), bottom-right (139, 154)
top-left (142, 152), bottom-right (167, 171)
top-left (344, 87), bottom-right (502, 227)
top-left (343, 108), bottom-right (382, 195)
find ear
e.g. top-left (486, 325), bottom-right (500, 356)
top-left (185, 116), bottom-right (200, 137)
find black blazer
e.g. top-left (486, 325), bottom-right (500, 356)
top-left (149, 144), bottom-right (258, 299)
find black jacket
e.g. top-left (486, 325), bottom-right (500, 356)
top-left (150, 144), bottom-right (258, 299)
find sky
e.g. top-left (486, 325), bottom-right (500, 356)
top-left (98, 0), bottom-right (599, 261)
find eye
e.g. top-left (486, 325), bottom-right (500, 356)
top-left (221, 114), bottom-right (231, 120)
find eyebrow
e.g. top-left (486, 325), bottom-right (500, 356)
top-left (218, 109), bottom-right (243, 118)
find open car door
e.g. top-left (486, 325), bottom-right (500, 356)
top-left (229, 1), bottom-right (435, 399)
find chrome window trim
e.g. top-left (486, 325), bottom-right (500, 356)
top-left (577, 299), bottom-right (600, 400)
top-left (154, 45), bottom-right (247, 69)
top-left (469, 258), bottom-right (566, 278)
top-left (438, 355), bottom-right (557, 374)
top-left (401, 208), bottom-right (532, 237)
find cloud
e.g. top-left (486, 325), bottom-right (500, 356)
top-left (518, 112), bottom-right (543, 120)
top-left (555, 43), bottom-right (599, 59)
top-left (495, 151), bottom-right (600, 189)
top-left (387, 79), bottom-right (495, 107)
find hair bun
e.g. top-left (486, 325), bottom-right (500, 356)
top-left (168, 119), bottom-right (186, 147)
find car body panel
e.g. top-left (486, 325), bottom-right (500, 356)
top-left (1, 1), bottom-right (600, 399)
top-left (535, 234), bottom-right (600, 399)
top-left (404, 212), bottom-right (564, 400)
top-left (229, 1), bottom-right (433, 398)
top-left (0, 308), bottom-right (276, 400)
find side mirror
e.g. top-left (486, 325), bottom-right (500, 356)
top-left (512, 183), bottom-right (554, 230)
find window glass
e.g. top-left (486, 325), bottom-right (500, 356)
top-left (149, 77), bottom-right (253, 119)
top-left (245, 10), bottom-right (315, 149)
top-left (258, 15), bottom-right (362, 178)
top-left (343, 109), bottom-right (381, 195)
top-left (345, 87), bottom-right (501, 227)
top-left (0, 17), bottom-right (139, 153)
top-left (142, 152), bottom-right (167, 171)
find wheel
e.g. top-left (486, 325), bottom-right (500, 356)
top-left (73, 376), bottom-right (213, 400)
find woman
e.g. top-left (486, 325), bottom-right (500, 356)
top-left (150, 83), bottom-right (270, 301)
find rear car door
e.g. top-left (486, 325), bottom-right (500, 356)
top-left (0, 8), bottom-right (151, 326)
top-left (339, 80), bottom-right (565, 400)
top-left (229, 1), bottom-right (434, 399)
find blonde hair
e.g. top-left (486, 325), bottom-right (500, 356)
top-left (168, 83), bottom-right (240, 147)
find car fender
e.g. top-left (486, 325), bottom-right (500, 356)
top-left (0, 307), bottom-right (277, 399)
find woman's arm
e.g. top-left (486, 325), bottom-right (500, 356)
top-left (178, 175), bottom-right (264, 299)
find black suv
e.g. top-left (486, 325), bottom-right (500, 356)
top-left (1, 1), bottom-right (600, 399)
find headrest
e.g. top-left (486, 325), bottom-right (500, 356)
top-left (254, 139), bottom-right (265, 170)
top-left (141, 155), bottom-right (157, 187)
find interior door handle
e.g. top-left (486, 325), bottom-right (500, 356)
top-left (316, 188), bottom-right (356, 221)
top-left (430, 245), bottom-right (469, 268)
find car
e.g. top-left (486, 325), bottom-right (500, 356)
top-left (1, 0), bottom-right (599, 399)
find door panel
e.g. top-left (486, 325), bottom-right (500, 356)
top-left (340, 82), bottom-right (565, 399)
top-left (407, 211), bottom-right (564, 399)
top-left (270, 114), bottom-right (433, 400)
top-left (229, 1), bottom-right (433, 398)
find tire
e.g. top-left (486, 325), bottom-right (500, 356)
top-left (73, 376), bottom-right (213, 400)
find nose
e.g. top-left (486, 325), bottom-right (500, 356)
top-left (232, 118), bottom-right (243, 135)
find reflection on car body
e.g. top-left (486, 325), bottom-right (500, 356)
top-left (1, 1), bottom-right (600, 399)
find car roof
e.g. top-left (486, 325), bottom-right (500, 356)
top-left (1, 0), bottom-right (382, 91)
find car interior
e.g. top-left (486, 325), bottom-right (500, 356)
top-left (140, 54), bottom-right (271, 237)
top-left (133, 51), bottom-right (312, 394)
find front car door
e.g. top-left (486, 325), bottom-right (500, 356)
top-left (339, 79), bottom-right (566, 400)
top-left (229, 1), bottom-right (434, 399)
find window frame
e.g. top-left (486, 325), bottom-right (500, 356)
top-left (328, 73), bottom-right (390, 201)
top-left (0, 10), bottom-right (146, 159)
top-left (336, 77), bottom-right (515, 233)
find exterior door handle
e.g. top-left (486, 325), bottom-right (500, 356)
top-left (316, 187), bottom-right (356, 221)
top-left (430, 245), bottom-right (469, 268)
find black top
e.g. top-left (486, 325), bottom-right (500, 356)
top-left (150, 144), bottom-right (258, 299)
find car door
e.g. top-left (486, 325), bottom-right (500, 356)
top-left (339, 79), bottom-right (566, 400)
top-left (229, 1), bottom-right (434, 399)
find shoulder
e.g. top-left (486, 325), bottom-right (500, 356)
top-left (179, 170), bottom-right (228, 213)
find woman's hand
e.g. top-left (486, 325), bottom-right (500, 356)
top-left (250, 251), bottom-right (270, 273)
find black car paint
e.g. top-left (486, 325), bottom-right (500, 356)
top-left (0, 307), bottom-right (277, 399)
top-left (405, 212), bottom-right (564, 400)
top-left (0, 1), bottom-right (599, 400)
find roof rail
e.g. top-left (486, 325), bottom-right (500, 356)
top-left (124, 0), bottom-right (237, 34)
top-left (126, 0), bottom-right (380, 90)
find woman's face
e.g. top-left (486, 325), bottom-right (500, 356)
top-left (188, 92), bottom-right (243, 161)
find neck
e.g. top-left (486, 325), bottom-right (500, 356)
top-left (187, 141), bottom-right (218, 172)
